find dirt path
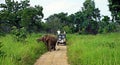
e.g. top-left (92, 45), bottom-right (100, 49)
top-left (34, 45), bottom-right (69, 65)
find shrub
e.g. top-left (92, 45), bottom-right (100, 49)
top-left (11, 26), bottom-right (27, 42)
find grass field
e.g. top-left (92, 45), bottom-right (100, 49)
top-left (1, 33), bottom-right (120, 65)
top-left (67, 33), bottom-right (120, 65)
top-left (0, 33), bottom-right (47, 65)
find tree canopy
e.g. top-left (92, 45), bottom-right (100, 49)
top-left (0, 0), bottom-right (43, 34)
top-left (0, 0), bottom-right (120, 35)
top-left (108, 0), bottom-right (120, 24)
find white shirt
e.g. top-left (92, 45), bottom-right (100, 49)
top-left (57, 30), bottom-right (60, 35)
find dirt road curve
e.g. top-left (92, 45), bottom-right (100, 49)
top-left (34, 45), bottom-right (69, 65)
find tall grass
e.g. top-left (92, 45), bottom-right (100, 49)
top-left (67, 33), bottom-right (120, 65)
top-left (0, 33), bottom-right (47, 65)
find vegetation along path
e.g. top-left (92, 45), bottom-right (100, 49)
top-left (34, 45), bottom-right (69, 65)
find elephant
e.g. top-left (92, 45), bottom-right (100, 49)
top-left (37, 34), bottom-right (57, 51)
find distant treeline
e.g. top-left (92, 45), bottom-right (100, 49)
top-left (0, 0), bottom-right (120, 35)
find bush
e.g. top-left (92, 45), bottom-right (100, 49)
top-left (63, 26), bottom-right (72, 33)
top-left (11, 26), bottom-right (27, 42)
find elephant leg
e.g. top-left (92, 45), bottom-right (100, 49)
top-left (46, 43), bottom-right (49, 51)
top-left (53, 44), bottom-right (56, 51)
top-left (48, 42), bottom-right (51, 51)
top-left (53, 46), bottom-right (56, 50)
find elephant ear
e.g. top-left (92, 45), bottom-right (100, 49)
top-left (42, 36), bottom-right (46, 42)
top-left (41, 35), bottom-right (48, 42)
top-left (44, 35), bottom-right (49, 42)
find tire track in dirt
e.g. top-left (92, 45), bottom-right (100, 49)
top-left (34, 45), bottom-right (69, 65)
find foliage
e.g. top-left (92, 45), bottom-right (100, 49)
top-left (0, 42), bottom-right (5, 58)
top-left (45, 16), bottom-right (62, 33)
top-left (44, 0), bottom-right (119, 34)
top-left (67, 33), bottom-right (120, 65)
top-left (0, 0), bottom-right (120, 35)
top-left (63, 25), bottom-right (72, 33)
top-left (74, 0), bottom-right (100, 34)
top-left (0, 34), bottom-right (47, 65)
top-left (45, 12), bottom-right (70, 33)
top-left (11, 26), bottom-right (27, 42)
top-left (108, 0), bottom-right (120, 24)
top-left (44, 0), bottom-right (101, 34)
top-left (42, 0), bottom-right (119, 34)
top-left (0, 0), bottom-right (43, 33)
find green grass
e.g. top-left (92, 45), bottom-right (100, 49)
top-left (67, 33), bottom-right (120, 65)
top-left (0, 33), bottom-right (47, 65)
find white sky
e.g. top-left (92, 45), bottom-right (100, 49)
top-left (0, 0), bottom-right (111, 19)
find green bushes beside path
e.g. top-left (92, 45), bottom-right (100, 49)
top-left (67, 33), bottom-right (120, 65)
top-left (0, 34), bottom-right (47, 65)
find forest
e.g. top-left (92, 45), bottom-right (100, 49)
top-left (0, 0), bottom-right (120, 36)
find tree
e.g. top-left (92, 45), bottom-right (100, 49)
top-left (0, 0), bottom-right (44, 33)
top-left (98, 16), bottom-right (110, 33)
top-left (45, 12), bottom-right (70, 33)
top-left (45, 15), bottom-right (62, 33)
top-left (108, 0), bottom-right (120, 24)
top-left (73, 0), bottom-right (101, 34)
top-left (20, 6), bottom-right (43, 32)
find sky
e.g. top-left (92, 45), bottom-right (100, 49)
top-left (0, 0), bottom-right (111, 20)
